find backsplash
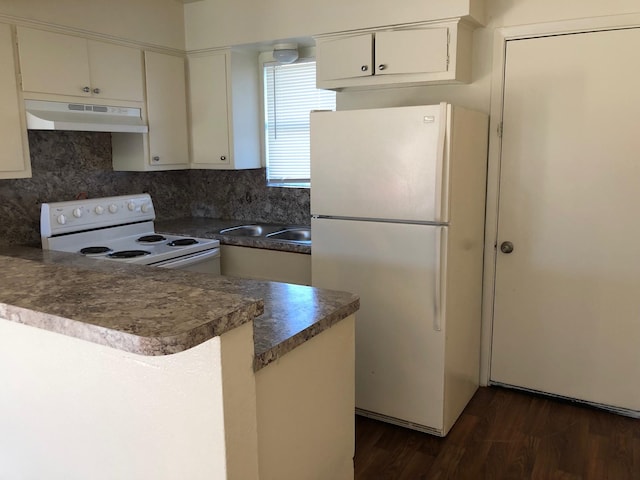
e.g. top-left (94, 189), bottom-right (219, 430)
top-left (0, 131), bottom-right (310, 247)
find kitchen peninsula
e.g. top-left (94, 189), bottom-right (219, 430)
top-left (0, 247), bottom-right (358, 480)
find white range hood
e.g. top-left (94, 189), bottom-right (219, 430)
top-left (25, 99), bottom-right (148, 133)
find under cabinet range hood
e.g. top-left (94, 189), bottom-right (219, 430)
top-left (24, 100), bottom-right (148, 133)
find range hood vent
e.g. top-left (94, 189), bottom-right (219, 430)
top-left (25, 99), bottom-right (148, 133)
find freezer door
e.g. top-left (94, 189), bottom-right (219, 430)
top-left (312, 218), bottom-right (446, 430)
top-left (310, 104), bottom-right (448, 222)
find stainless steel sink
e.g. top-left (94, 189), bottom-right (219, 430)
top-left (216, 224), bottom-right (311, 245)
top-left (266, 228), bottom-right (311, 243)
top-left (218, 225), bottom-right (265, 236)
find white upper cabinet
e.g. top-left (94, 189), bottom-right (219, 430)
top-left (188, 52), bottom-right (230, 167)
top-left (17, 26), bottom-right (144, 103)
top-left (188, 49), bottom-right (260, 170)
top-left (0, 23), bottom-right (30, 179)
top-left (315, 19), bottom-right (474, 90)
top-left (145, 51), bottom-right (189, 167)
top-left (112, 51), bottom-right (190, 171)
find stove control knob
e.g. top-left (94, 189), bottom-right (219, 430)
top-left (94, 205), bottom-right (104, 215)
top-left (108, 204), bottom-right (118, 214)
top-left (127, 201), bottom-right (136, 211)
top-left (141, 203), bottom-right (150, 213)
top-left (57, 214), bottom-right (67, 225)
top-left (72, 208), bottom-right (83, 218)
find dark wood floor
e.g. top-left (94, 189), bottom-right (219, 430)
top-left (354, 386), bottom-right (640, 480)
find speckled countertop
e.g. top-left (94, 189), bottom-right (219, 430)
top-left (155, 217), bottom-right (311, 254)
top-left (0, 247), bottom-right (358, 370)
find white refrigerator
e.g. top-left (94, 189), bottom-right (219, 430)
top-left (311, 104), bottom-right (488, 436)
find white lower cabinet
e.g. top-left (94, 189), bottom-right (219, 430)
top-left (188, 50), bottom-right (261, 170)
top-left (315, 19), bottom-right (475, 90)
top-left (113, 51), bottom-right (190, 171)
top-left (0, 23), bottom-right (30, 179)
top-left (220, 245), bottom-right (311, 285)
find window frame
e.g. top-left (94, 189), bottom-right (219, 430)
top-left (258, 47), bottom-right (335, 188)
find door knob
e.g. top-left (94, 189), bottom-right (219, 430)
top-left (500, 241), bottom-right (514, 254)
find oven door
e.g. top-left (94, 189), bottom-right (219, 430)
top-left (151, 248), bottom-right (221, 275)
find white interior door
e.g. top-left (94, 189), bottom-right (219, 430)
top-left (312, 218), bottom-right (445, 430)
top-left (491, 28), bottom-right (640, 411)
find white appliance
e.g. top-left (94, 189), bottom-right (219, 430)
top-left (25, 99), bottom-right (148, 133)
top-left (40, 194), bottom-right (220, 274)
top-left (311, 104), bottom-right (488, 436)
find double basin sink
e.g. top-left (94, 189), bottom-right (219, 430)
top-left (217, 224), bottom-right (311, 245)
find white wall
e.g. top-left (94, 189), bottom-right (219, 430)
top-left (186, 0), bottom-right (640, 113)
top-left (184, 0), bottom-right (485, 50)
top-left (0, 318), bottom-right (257, 480)
top-left (0, 0), bottom-right (185, 49)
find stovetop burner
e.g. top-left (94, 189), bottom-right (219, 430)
top-left (167, 238), bottom-right (198, 247)
top-left (108, 250), bottom-right (152, 259)
top-left (137, 234), bottom-right (166, 243)
top-left (80, 246), bottom-right (112, 255)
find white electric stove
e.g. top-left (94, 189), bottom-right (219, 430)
top-left (40, 194), bottom-right (220, 274)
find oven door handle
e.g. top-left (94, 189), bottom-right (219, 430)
top-left (151, 248), bottom-right (220, 269)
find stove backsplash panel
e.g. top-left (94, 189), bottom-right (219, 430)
top-left (0, 131), bottom-right (310, 247)
top-left (189, 168), bottom-right (310, 226)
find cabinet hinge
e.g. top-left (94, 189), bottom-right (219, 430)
top-left (446, 30), bottom-right (450, 69)
top-left (497, 122), bottom-right (503, 138)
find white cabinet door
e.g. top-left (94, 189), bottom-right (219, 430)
top-left (0, 23), bottom-right (30, 178)
top-left (491, 28), bottom-right (640, 411)
top-left (17, 26), bottom-right (143, 103)
top-left (316, 34), bottom-right (373, 82)
top-left (87, 41), bottom-right (144, 102)
top-left (17, 26), bottom-right (91, 98)
top-left (187, 50), bottom-right (260, 170)
top-left (375, 28), bottom-right (448, 76)
top-left (144, 51), bottom-right (189, 166)
top-left (188, 53), bottom-right (230, 166)
top-left (311, 218), bottom-right (445, 430)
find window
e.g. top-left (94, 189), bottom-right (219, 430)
top-left (263, 59), bottom-right (336, 187)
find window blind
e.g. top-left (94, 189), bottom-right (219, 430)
top-left (264, 61), bottom-right (336, 185)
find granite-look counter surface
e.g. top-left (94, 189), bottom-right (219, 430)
top-left (155, 217), bottom-right (311, 255)
top-left (0, 254), bottom-right (263, 356)
top-left (0, 247), bottom-right (358, 370)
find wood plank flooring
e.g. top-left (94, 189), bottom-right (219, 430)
top-left (354, 386), bottom-right (640, 480)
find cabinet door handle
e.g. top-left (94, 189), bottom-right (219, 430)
top-left (378, 64), bottom-right (387, 71)
top-left (220, 155), bottom-right (226, 161)
top-left (361, 65), bottom-right (368, 72)
top-left (92, 87), bottom-right (101, 94)
top-left (82, 86), bottom-right (90, 93)
top-left (152, 156), bottom-right (160, 162)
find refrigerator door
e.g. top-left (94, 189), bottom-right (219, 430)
top-left (312, 217), bottom-right (446, 430)
top-left (310, 104), bottom-right (448, 223)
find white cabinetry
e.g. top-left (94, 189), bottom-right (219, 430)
top-left (220, 245), bottom-right (311, 285)
top-left (188, 50), bottom-right (260, 170)
top-left (0, 23), bottom-right (30, 179)
top-left (16, 26), bottom-right (144, 103)
top-left (112, 51), bottom-right (189, 171)
top-left (315, 19), bottom-right (474, 90)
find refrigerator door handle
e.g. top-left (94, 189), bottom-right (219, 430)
top-left (434, 102), bottom-right (449, 222)
top-left (434, 226), bottom-right (448, 332)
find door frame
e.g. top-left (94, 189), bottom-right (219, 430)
top-left (480, 13), bottom-right (640, 386)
